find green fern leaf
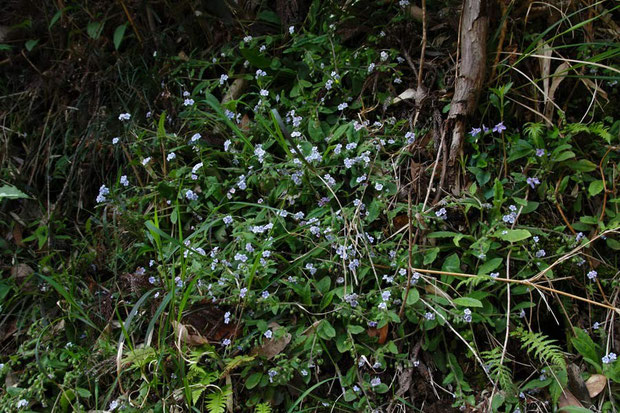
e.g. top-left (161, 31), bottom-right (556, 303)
top-left (206, 387), bottom-right (231, 413)
top-left (512, 328), bottom-right (566, 368)
top-left (255, 402), bottom-right (273, 413)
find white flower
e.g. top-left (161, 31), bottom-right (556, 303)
top-left (289, 26), bottom-right (295, 35)
top-left (190, 133), bottom-right (201, 143)
top-left (370, 377), bottom-right (381, 387)
top-left (16, 399), bottom-right (28, 408)
top-left (120, 175), bottom-right (129, 187)
top-left (118, 113), bottom-right (131, 121)
top-left (368, 63), bottom-right (375, 73)
top-left (264, 329), bottom-right (273, 339)
top-left (256, 69), bottom-right (267, 78)
top-left (338, 102), bottom-right (348, 110)
top-left (183, 98), bottom-right (195, 106)
top-left (260, 89), bottom-right (269, 97)
top-left (394, 77), bottom-right (402, 84)
top-left (223, 215), bottom-right (233, 225)
top-left (112, 137), bottom-right (120, 145)
top-left (108, 399), bottom-right (119, 411)
top-left (141, 157), bottom-right (151, 166)
top-left (167, 152), bottom-right (176, 161)
top-left (224, 139), bottom-right (232, 152)
top-left (380, 51), bottom-right (389, 62)
top-left (587, 270), bottom-right (598, 280)
top-left (243, 35), bottom-right (253, 43)
top-left (219, 74), bottom-right (229, 85)
top-left (375, 182), bottom-right (384, 191)
top-left (259, 45), bottom-right (266, 52)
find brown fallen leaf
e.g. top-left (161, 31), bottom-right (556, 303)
top-left (367, 324), bottom-right (388, 344)
top-left (172, 320), bottom-right (209, 347)
top-left (253, 322), bottom-right (291, 359)
top-left (558, 389), bottom-right (584, 409)
top-left (585, 374), bottom-right (607, 398)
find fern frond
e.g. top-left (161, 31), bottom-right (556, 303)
top-left (524, 122), bottom-right (544, 141)
top-left (481, 347), bottom-right (515, 394)
top-left (206, 387), bottom-right (231, 413)
top-left (255, 402), bottom-right (273, 413)
top-left (512, 328), bottom-right (566, 368)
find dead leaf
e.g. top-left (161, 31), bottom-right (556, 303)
top-left (10, 263), bottom-right (33, 280)
top-left (545, 62), bottom-right (570, 121)
top-left (392, 88), bottom-right (416, 104)
top-left (222, 78), bottom-right (247, 104)
top-left (424, 284), bottom-right (453, 303)
top-left (367, 324), bottom-right (388, 344)
top-left (12, 222), bottom-right (24, 247)
top-left (172, 320), bottom-right (209, 347)
top-left (585, 374), bottom-right (607, 397)
top-left (393, 214), bottom-right (409, 230)
top-left (240, 114), bottom-right (251, 132)
top-left (558, 389), bottom-right (584, 409)
top-left (253, 322), bottom-right (291, 359)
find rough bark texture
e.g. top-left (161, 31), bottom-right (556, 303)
top-left (447, 0), bottom-right (489, 168)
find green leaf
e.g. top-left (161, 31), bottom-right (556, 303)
top-left (113, 24), bottom-right (128, 50)
top-left (25, 39), bottom-right (39, 51)
top-left (86, 21), bottom-right (104, 39)
top-left (347, 325), bottom-right (365, 334)
top-left (49, 9), bottom-right (64, 29)
top-left (423, 247), bottom-right (439, 265)
top-left (571, 327), bottom-right (601, 371)
top-left (495, 229), bottom-right (531, 242)
top-left (606, 237), bottom-right (620, 250)
top-left (0, 185), bottom-right (30, 200)
top-left (553, 150), bottom-right (575, 162)
top-left (568, 159), bottom-right (597, 172)
top-left (559, 407), bottom-right (597, 413)
top-left (478, 258), bottom-right (502, 275)
top-left (246, 372), bottom-right (262, 389)
top-left (442, 253), bottom-right (461, 273)
top-left (453, 297), bottom-right (483, 308)
top-left (76, 388), bottom-right (91, 398)
top-left (588, 180), bottom-right (604, 197)
top-left (403, 288), bottom-right (419, 306)
top-left (317, 320), bottom-right (336, 340)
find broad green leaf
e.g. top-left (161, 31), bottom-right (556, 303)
top-left (442, 253), bottom-right (461, 273)
top-left (569, 159), bottom-right (597, 172)
top-left (0, 185), bottom-right (29, 199)
top-left (403, 288), bottom-right (419, 306)
top-left (317, 320), bottom-right (336, 340)
top-left (478, 258), bottom-right (502, 275)
top-left (86, 21), bottom-right (104, 39)
top-left (246, 372), bottom-right (262, 389)
top-left (588, 180), bottom-right (604, 197)
top-left (423, 247), bottom-right (439, 265)
top-left (453, 297), bottom-right (483, 308)
top-left (113, 24), bottom-right (128, 50)
top-left (495, 229), bottom-right (531, 242)
top-left (25, 39), bottom-right (39, 51)
top-left (347, 325), bottom-right (365, 334)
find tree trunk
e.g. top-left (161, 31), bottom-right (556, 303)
top-left (445, 0), bottom-right (489, 192)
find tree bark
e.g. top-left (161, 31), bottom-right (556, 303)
top-left (446, 0), bottom-right (489, 178)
